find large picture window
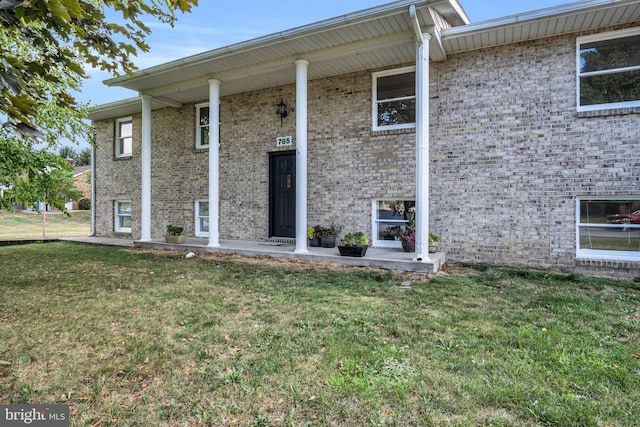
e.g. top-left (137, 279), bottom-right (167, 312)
top-left (372, 67), bottom-right (416, 131)
top-left (372, 199), bottom-right (415, 248)
top-left (577, 198), bottom-right (640, 260)
top-left (577, 28), bottom-right (640, 111)
top-left (195, 200), bottom-right (209, 237)
top-left (115, 117), bottom-right (132, 157)
top-left (114, 200), bottom-right (132, 233)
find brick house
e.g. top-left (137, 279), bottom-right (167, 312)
top-left (88, 0), bottom-right (640, 275)
top-left (70, 165), bottom-right (91, 210)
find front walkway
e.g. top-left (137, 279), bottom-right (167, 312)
top-left (63, 236), bottom-right (445, 273)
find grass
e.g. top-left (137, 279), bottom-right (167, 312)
top-left (0, 210), bottom-right (91, 239)
top-left (1, 242), bottom-right (639, 426)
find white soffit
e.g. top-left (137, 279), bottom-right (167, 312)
top-left (442, 0), bottom-right (640, 54)
top-left (103, 1), bottom-right (449, 95)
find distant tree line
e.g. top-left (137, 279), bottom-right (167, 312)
top-left (59, 146), bottom-right (91, 166)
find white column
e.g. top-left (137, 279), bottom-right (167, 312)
top-left (140, 94), bottom-right (152, 241)
top-left (294, 59), bottom-right (309, 254)
top-left (414, 34), bottom-right (432, 262)
top-left (207, 79), bottom-right (221, 247)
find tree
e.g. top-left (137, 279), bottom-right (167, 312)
top-left (0, 132), bottom-right (80, 213)
top-left (77, 147), bottom-right (91, 166)
top-left (58, 145), bottom-right (90, 165)
top-left (1, 0), bottom-right (197, 211)
top-left (59, 146), bottom-right (77, 161)
top-left (32, 160), bottom-right (83, 236)
top-left (1, 0), bottom-right (198, 136)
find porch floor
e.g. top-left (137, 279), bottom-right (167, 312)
top-left (63, 236), bottom-right (445, 273)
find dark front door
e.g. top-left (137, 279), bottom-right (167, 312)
top-left (269, 151), bottom-right (296, 237)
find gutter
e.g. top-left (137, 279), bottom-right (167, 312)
top-left (409, 4), bottom-right (425, 45)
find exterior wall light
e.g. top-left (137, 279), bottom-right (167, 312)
top-left (276, 99), bottom-right (294, 126)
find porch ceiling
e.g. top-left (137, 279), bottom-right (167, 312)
top-left (97, 1), bottom-right (460, 110)
top-left (89, 0), bottom-right (640, 121)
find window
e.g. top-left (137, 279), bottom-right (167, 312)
top-left (115, 117), bottom-right (133, 157)
top-left (576, 198), bottom-right (640, 260)
top-left (372, 199), bottom-right (415, 248)
top-left (114, 201), bottom-right (132, 233)
top-left (195, 200), bottom-right (209, 237)
top-left (372, 67), bottom-right (416, 131)
top-left (577, 28), bottom-right (640, 111)
top-left (195, 103), bottom-right (210, 149)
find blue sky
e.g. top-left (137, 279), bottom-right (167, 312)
top-left (80, 0), bottom-right (573, 108)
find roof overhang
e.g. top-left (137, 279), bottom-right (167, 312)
top-left (89, 0), bottom-right (466, 120)
top-left (88, 0), bottom-right (640, 121)
top-left (441, 0), bottom-right (640, 54)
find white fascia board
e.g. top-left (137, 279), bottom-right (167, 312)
top-left (87, 97), bottom-right (143, 121)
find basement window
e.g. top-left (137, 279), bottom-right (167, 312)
top-left (577, 198), bottom-right (640, 261)
top-left (114, 200), bottom-right (132, 233)
top-left (372, 199), bottom-right (415, 248)
top-left (195, 200), bottom-right (209, 237)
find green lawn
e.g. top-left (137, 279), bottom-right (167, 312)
top-left (1, 242), bottom-right (639, 426)
top-left (0, 210), bottom-right (90, 239)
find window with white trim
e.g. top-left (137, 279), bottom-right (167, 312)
top-left (115, 117), bottom-right (132, 157)
top-left (577, 198), bottom-right (640, 261)
top-left (195, 103), bottom-right (210, 149)
top-left (195, 200), bottom-right (209, 237)
top-left (114, 200), bottom-right (132, 233)
top-left (577, 28), bottom-right (640, 111)
top-left (372, 199), bottom-right (415, 248)
top-left (372, 67), bottom-right (416, 131)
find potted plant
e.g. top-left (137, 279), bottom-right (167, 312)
top-left (401, 206), bottom-right (416, 252)
top-left (400, 227), bottom-right (441, 253)
top-left (385, 225), bottom-right (403, 240)
top-left (338, 231), bottom-right (369, 257)
top-left (307, 225), bottom-right (325, 247)
top-left (429, 231), bottom-right (441, 253)
top-left (165, 225), bottom-right (186, 244)
top-left (320, 222), bottom-right (343, 248)
top-left (400, 225), bottom-right (415, 252)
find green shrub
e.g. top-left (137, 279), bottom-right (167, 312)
top-left (78, 198), bottom-right (91, 210)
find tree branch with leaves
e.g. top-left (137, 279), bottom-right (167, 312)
top-left (1, 0), bottom-right (197, 136)
top-left (1, 0), bottom-right (197, 212)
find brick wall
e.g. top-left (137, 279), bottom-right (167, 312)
top-left (429, 28), bottom-right (640, 274)
top-left (93, 26), bottom-right (640, 274)
top-left (71, 172), bottom-right (91, 210)
top-left (94, 70), bottom-right (416, 242)
top-left (94, 118), bottom-right (141, 239)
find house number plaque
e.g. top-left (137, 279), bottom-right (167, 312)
top-left (276, 136), bottom-right (293, 147)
